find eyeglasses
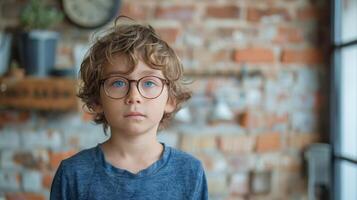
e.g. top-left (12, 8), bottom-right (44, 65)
top-left (100, 75), bottom-right (169, 99)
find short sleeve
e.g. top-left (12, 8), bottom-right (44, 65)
top-left (193, 164), bottom-right (209, 200)
top-left (50, 162), bottom-right (71, 200)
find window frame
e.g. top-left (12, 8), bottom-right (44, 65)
top-left (330, 0), bottom-right (357, 199)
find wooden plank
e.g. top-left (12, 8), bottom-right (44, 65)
top-left (0, 78), bottom-right (79, 111)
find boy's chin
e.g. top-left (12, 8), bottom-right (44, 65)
top-left (111, 124), bottom-right (154, 136)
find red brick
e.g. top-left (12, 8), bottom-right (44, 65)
top-left (297, 7), bottom-right (326, 21)
top-left (255, 132), bottom-right (281, 153)
top-left (234, 48), bottom-right (275, 63)
top-left (13, 152), bottom-right (47, 170)
top-left (273, 26), bottom-right (304, 44)
top-left (279, 153), bottom-right (302, 172)
top-left (216, 27), bottom-right (236, 37)
top-left (49, 150), bottom-right (77, 170)
top-left (0, 111), bottom-right (30, 127)
top-left (58, 45), bottom-right (72, 55)
top-left (155, 6), bottom-right (195, 21)
top-left (205, 5), bottom-right (240, 18)
top-left (180, 135), bottom-right (217, 152)
top-left (266, 114), bottom-right (289, 129)
top-left (6, 193), bottom-right (45, 200)
top-left (273, 171), bottom-right (305, 195)
top-left (247, 7), bottom-right (290, 22)
top-left (155, 27), bottom-right (181, 44)
top-left (194, 49), bottom-right (233, 64)
top-left (217, 135), bottom-right (255, 154)
top-left (314, 92), bottom-right (324, 110)
top-left (120, 4), bottom-right (152, 20)
top-left (237, 111), bottom-right (267, 129)
top-left (281, 48), bottom-right (323, 64)
top-left (287, 133), bottom-right (320, 150)
top-left (42, 173), bottom-right (53, 189)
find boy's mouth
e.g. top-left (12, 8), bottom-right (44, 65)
top-left (124, 112), bottom-right (146, 118)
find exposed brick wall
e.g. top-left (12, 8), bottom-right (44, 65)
top-left (0, 0), bottom-right (329, 199)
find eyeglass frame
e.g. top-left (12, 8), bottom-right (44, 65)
top-left (100, 75), bottom-right (170, 99)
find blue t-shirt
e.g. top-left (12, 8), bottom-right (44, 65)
top-left (50, 143), bottom-right (208, 200)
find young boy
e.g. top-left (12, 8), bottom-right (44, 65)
top-left (50, 17), bottom-right (208, 200)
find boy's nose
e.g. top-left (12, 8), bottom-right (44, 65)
top-left (125, 82), bottom-right (142, 104)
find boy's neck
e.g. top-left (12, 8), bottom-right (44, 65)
top-left (101, 129), bottom-right (163, 165)
top-left (105, 136), bottom-right (161, 157)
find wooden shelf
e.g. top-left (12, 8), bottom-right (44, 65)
top-left (0, 77), bottom-right (78, 111)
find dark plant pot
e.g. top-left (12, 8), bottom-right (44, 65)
top-left (0, 33), bottom-right (12, 76)
top-left (19, 30), bottom-right (59, 77)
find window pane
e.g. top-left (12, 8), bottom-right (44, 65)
top-left (340, 0), bottom-right (357, 43)
top-left (336, 160), bottom-right (357, 200)
top-left (340, 45), bottom-right (357, 160)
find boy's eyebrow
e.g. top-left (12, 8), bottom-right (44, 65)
top-left (104, 71), bottom-right (127, 76)
top-left (104, 70), bottom-right (163, 78)
top-left (139, 70), bottom-right (162, 76)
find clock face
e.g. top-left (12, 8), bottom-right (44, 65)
top-left (62, 0), bottom-right (121, 28)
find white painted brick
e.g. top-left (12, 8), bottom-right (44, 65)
top-left (264, 79), bottom-right (293, 114)
top-left (0, 150), bottom-right (21, 170)
top-left (22, 170), bottom-right (42, 192)
top-left (46, 113), bottom-right (83, 129)
top-left (0, 130), bottom-right (20, 149)
top-left (291, 111), bottom-right (317, 133)
top-left (245, 88), bottom-right (262, 107)
top-left (78, 127), bottom-right (108, 149)
top-left (157, 130), bottom-right (179, 148)
top-left (182, 30), bottom-right (204, 47)
top-left (264, 80), bottom-right (279, 112)
top-left (195, 151), bottom-right (228, 173)
top-left (229, 172), bottom-right (249, 195)
top-left (21, 130), bottom-right (62, 150)
top-left (291, 91), bottom-right (316, 110)
top-left (206, 172), bottom-right (228, 197)
top-left (62, 125), bottom-right (108, 149)
top-left (259, 26), bottom-right (276, 41)
top-left (294, 68), bottom-right (319, 92)
top-left (251, 171), bottom-right (272, 194)
top-left (254, 153), bottom-right (281, 171)
top-left (0, 171), bottom-right (20, 191)
top-left (242, 74), bottom-right (264, 89)
top-left (278, 70), bottom-right (294, 89)
top-left (227, 155), bottom-right (254, 172)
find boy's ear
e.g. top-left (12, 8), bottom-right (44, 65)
top-left (164, 97), bottom-right (176, 114)
top-left (92, 102), bottom-right (104, 113)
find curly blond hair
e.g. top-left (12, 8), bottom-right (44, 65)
top-left (77, 16), bottom-right (191, 134)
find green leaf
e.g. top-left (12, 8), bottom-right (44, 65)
top-left (20, 0), bottom-right (63, 30)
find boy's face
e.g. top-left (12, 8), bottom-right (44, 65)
top-left (97, 54), bottom-right (175, 135)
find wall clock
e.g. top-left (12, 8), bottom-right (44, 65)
top-left (62, 0), bottom-right (121, 29)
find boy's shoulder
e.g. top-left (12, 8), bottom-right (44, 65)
top-left (59, 145), bottom-right (98, 173)
top-left (167, 146), bottom-right (204, 171)
top-left (169, 147), bottom-right (200, 161)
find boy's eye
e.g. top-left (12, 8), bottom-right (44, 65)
top-left (112, 80), bottom-right (127, 88)
top-left (144, 81), bottom-right (155, 87)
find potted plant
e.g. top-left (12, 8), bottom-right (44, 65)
top-left (18, 0), bottom-right (63, 77)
